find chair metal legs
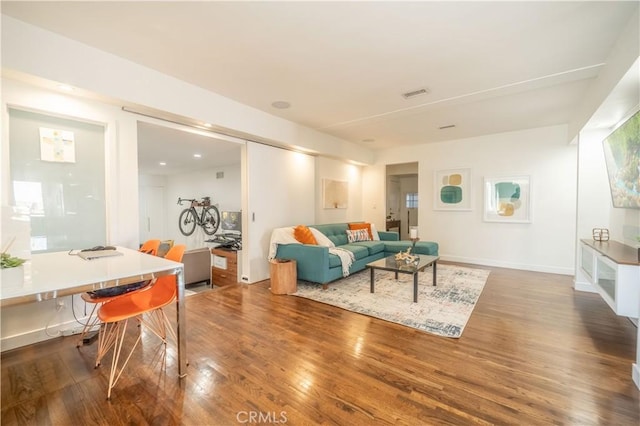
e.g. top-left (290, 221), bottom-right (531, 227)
top-left (106, 319), bottom-right (143, 400)
top-left (101, 309), bottom-right (176, 399)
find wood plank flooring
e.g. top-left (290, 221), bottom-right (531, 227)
top-left (1, 263), bottom-right (638, 425)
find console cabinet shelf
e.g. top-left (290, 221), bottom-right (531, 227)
top-left (579, 239), bottom-right (640, 318)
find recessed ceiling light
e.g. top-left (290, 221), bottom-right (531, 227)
top-left (193, 154), bottom-right (202, 158)
top-left (203, 123), bottom-right (212, 127)
top-left (159, 162), bottom-right (167, 166)
top-left (58, 84), bottom-right (74, 92)
top-left (271, 101), bottom-right (291, 109)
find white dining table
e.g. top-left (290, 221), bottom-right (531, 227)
top-left (0, 246), bottom-right (188, 377)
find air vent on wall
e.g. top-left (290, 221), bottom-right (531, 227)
top-left (402, 87), bottom-right (430, 99)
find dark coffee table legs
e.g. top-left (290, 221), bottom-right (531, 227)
top-left (367, 258), bottom-right (438, 303)
top-left (370, 267), bottom-right (375, 293)
top-left (433, 261), bottom-right (437, 286)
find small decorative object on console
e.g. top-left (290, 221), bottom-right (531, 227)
top-left (592, 228), bottom-right (610, 242)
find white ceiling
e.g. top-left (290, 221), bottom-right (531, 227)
top-left (2, 1), bottom-right (639, 159)
top-left (137, 121), bottom-right (241, 176)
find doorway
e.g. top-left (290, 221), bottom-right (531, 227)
top-left (386, 162), bottom-right (419, 240)
top-left (136, 120), bottom-right (243, 247)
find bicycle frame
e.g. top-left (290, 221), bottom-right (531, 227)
top-left (177, 197), bottom-right (220, 236)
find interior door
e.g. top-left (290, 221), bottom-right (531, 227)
top-left (139, 186), bottom-right (165, 243)
top-left (407, 202), bottom-right (418, 235)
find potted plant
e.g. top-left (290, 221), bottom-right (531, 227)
top-left (1, 237), bottom-right (27, 285)
top-left (1, 252), bottom-right (26, 269)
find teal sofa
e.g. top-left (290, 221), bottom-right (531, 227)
top-left (274, 223), bottom-right (438, 285)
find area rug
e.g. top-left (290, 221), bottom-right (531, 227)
top-left (293, 264), bottom-right (490, 338)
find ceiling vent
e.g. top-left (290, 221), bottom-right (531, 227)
top-left (439, 124), bottom-right (456, 130)
top-left (402, 87), bottom-right (430, 99)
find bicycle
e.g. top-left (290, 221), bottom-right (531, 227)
top-left (177, 197), bottom-right (220, 236)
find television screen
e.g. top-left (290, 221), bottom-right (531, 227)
top-left (221, 211), bottom-right (242, 232)
top-left (603, 110), bottom-right (640, 209)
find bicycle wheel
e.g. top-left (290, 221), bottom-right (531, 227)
top-left (202, 206), bottom-right (220, 235)
top-left (178, 208), bottom-right (197, 236)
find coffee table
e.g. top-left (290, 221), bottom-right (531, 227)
top-left (366, 254), bottom-right (439, 303)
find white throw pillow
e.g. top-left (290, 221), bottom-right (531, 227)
top-left (310, 227), bottom-right (335, 247)
top-left (370, 223), bottom-right (381, 240)
top-left (346, 229), bottom-right (371, 243)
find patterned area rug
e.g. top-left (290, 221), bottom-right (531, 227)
top-left (293, 264), bottom-right (490, 338)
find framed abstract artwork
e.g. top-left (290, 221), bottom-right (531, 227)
top-left (602, 109), bottom-right (639, 209)
top-left (322, 179), bottom-right (348, 209)
top-left (483, 176), bottom-right (531, 223)
top-left (433, 168), bottom-right (472, 211)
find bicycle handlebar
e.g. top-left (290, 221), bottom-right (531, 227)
top-left (177, 197), bottom-right (211, 206)
top-left (177, 197), bottom-right (196, 205)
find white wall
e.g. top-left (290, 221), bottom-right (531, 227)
top-left (576, 129), bottom-right (612, 238)
top-left (139, 164), bottom-right (243, 250)
top-left (366, 125), bottom-right (577, 275)
top-left (315, 157), bottom-right (363, 224)
top-left (245, 142), bottom-right (315, 283)
top-left (165, 164), bottom-right (242, 249)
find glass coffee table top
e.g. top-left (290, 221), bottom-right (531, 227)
top-left (366, 254), bottom-right (439, 273)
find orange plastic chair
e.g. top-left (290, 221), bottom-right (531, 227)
top-left (77, 240), bottom-right (161, 360)
top-left (139, 239), bottom-right (161, 256)
top-left (97, 244), bottom-right (186, 399)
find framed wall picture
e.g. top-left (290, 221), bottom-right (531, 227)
top-left (483, 176), bottom-right (531, 223)
top-left (433, 168), bottom-right (472, 211)
top-left (322, 179), bottom-right (348, 209)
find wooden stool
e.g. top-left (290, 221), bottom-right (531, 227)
top-left (270, 259), bottom-right (297, 294)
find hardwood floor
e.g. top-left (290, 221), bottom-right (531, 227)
top-left (2, 263), bottom-right (638, 425)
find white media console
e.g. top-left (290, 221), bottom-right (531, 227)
top-left (578, 239), bottom-right (640, 390)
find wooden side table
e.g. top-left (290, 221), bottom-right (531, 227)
top-left (269, 259), bottom-right (297, 295)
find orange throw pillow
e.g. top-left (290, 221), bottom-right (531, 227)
top-left (348, 222), bottom-right (373, 240)
top-left (293, 225), bottom-right (318, 245)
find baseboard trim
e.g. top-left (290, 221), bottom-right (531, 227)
top-left (439, 255), bottom-right (574, 276)
top-left (573, 280), bottom-right (597, 293)
top-left (1, 318), bottom-right (89, 352)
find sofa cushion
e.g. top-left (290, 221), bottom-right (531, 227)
top-left (346, 228), bottom-right (371, 243)
top-left (294, 225), bottom-right (317, 245)
top-left (337, 244), bottom-right (370, 260)
top-left (349, 240), bottom-right (385, 256)
top-left (328, 253), bottom-right (343, 268)
top-left (311, 223), bottom-right (349, 246)
top-left (383, 241), bottom-right (439, 256)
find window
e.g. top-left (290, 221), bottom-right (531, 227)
top-left (9, 108), bottom-right (107, 253)
top-left (406, 192), bottom-right (418, 209)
